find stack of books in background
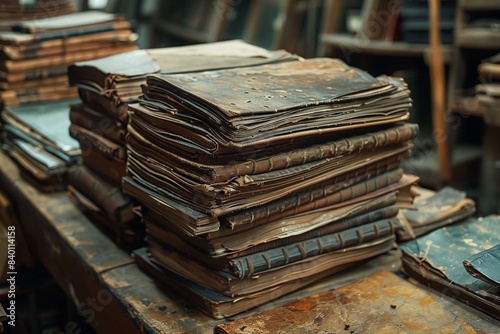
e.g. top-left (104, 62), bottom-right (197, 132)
top-left (65, 40), bottom-right (298, 246)
top-left (0, 9), bottom-right (137, 195)
top-left (127, 57), bottom-right (420, 318)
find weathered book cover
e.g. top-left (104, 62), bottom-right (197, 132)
top-left (137, 61), bottom-right (411, 159)
top-left (148, 218), bottom-right (398, 279)
top-left (464, 243), bottom-right (500, 289)
top-left (401, 215), bottom-right (500, 320)
top-left (398, 186), bottom-right (476, 240)
top-left (214, 270), bottom-right (479, 333)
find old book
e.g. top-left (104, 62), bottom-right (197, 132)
top-left (0, 137), bottom-right (67, 192)
top-left (397, 186), bottom-right (476, 240)
top-left (144, 191), bottom-right (401, 256)
top-left (136, 65), bottom-right (411, 161)
top-left (0, 30), bottom-right (136, 60)
top-left (0, 44), bottom-right (137, 73)
top-left (133, 236), bottom-right (395, 319)
top-left (121, 176), bottom-right (219, 236)
top-left (214, 270), bottom-right (479, 334)
top-left (127, 122), bottom-right (418, 183)
top-left (401, 215), bottom-right (500, 320)
top-left (11, 11), bottom-right (130, 35)
top-left (68, 40), bottom-right (299, 123)
top-left (126, 142), bottom-right (413, 217)
top-left (148, 234), bottom-right (395, 297)
top-left (1, 99), bottom-right (80, 157)
top-left (0, 65), bottom-right (68, 83)
top-left (0, 84), bottom-right (77, 107)
top-left (0, 75), bottom-right (67, 90)
top-left (463, 243), bottom-right (500, 289)
top-left (69, 124), bottom-right (126, 185)
top-left (149, 218), bottom-right (399, 279)
top-left (69, 103), bottom-right (127, 146)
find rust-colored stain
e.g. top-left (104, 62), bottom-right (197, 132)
top-left (419, 296), bottom-right (435, 307)
top-left (289, 298), bottom-right (317, 312)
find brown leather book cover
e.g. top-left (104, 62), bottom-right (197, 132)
top-left (214, 270), bottom-right (479, 333)
top-left (126, 143), bottom-right (413, 217)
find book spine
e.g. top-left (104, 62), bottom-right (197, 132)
top-left (229, 219), bottom-right (397, 278)
top-left (211, 123), bottom-right (418, 181)
top-left (223, 206), bottom-right (399, 258)
top-left (68, 165), bottom-right (134, 223)
top-left (225, 162), bottom-right (402, 228)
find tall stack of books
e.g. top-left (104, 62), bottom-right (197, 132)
top-left (126, 57), bottom-right (420, 318)
top-left (65, 40), bottom-right (299, 246)
top-left (0, 10), bottom-right (137, 107)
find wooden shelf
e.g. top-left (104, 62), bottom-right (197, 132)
top-left (320, 33), bottom-right (453, 60)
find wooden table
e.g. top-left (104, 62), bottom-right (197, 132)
top-left (0, 151), bottom-right (499, 333)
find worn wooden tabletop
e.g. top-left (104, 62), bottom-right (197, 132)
top-left (0, 151), bottom-right (498, 333)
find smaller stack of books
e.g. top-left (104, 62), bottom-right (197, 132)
top-left (65, 40), bottom-right (299, 246)
top-left (126, 57), bottom-right (420, 318)
top-left (0, 10), bottom-right (137, 107)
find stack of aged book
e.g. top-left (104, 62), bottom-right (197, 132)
top-left (66, 40), bottom-right (299, 246)
top-left (0, 10), bottom-right (137, 107)
top-left (126, 57), bottom-right (420, 318)
top-left (401, 215), bottom-right (500, 320)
